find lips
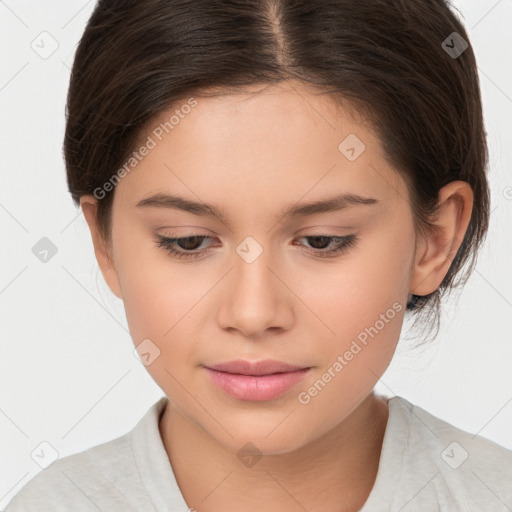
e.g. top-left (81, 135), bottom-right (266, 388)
top-left (203, 359), bottom-right (312, 401)
top-left (204, 359), bottom-right (308, 376)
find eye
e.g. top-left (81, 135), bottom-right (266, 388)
top-left (293, 234), bottom-right (358, 258)
top-left (153, 233), bottom-right (358, 260)
top-left (154, 235), bottom-right (215, 260)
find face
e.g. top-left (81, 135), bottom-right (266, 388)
top-left (91, 80), bottom-right (419, 454)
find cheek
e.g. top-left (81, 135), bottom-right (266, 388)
top-left (118, 257), bottom-right (207, 394)
top-left (112, 229), bottom-right (203, 359)
top-left (114, 213), bottom-right (411, 390)
top-left (293, 227), bottom-right (411, 395)
top-left (121, 264), bottom-right (203, 345)
top-left (297, 273), bottom-right (404, 394)
top-left (117, 218), bottom-right (412, 353)
top-left (299, 232), bottom-right (411, 347)
top-left (293, 268), bottom-right (406, 431)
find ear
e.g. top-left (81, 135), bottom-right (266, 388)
top-left (409, 181), bottom-right (474, 297)
top-left (80, 195), bottom-right (123, 299)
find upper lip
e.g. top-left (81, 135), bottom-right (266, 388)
top-left (204, 359), bottom-right (309, 376)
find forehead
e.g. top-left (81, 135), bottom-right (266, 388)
top-left (114, 81), bottom-right (406, 214)
top-left (145, 80), bottom-right (375, 148)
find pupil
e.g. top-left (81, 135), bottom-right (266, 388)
top-left (309, 236), bottom-right (330, 249)
top-left (175, 236), bottom-right (334, 251)
top-left (179, 236), bottom-right (203, 250)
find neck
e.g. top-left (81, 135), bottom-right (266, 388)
top-left (159, 392), bottom-right (389, 512)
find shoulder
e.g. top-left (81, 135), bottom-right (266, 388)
top-left (389, 396), bottom-right (512, 510)
top-left (3, 433), bottom-right (138, 512)
top-left (3, 398), bottom-right (168, 512)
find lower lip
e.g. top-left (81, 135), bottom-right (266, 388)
top-left (204, 367), bottom-right (311, 401)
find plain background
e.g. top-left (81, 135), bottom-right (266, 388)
top-left (1, 0), bottom-right (511, 508)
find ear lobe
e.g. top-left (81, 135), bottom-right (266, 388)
top-left (409, 181), bottom-right (473, 297)
top-left (80, 196), bottom-right (123, 300)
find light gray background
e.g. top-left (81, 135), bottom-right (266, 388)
top-left (1, 0), bottom-right (511, 507)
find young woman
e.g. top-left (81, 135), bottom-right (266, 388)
top-left (6, 1), bottom-right (511, 511)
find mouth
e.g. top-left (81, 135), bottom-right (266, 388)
top-left (202, 359), bottom-right (312, 401)
top-left (204, 358), bottom-right (309, 376)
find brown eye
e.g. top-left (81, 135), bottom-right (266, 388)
top-left (174, 236), bottom-right (207, 251)
top-left (294, 234), bottom-right (358, 258)
top-left (153, 233), bottom-right (358, 261)
top-left (154, 234), bottom-right (215, 260)
top-left (305, 236), bottom-right (332, 250)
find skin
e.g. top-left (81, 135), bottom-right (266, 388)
top-left (81, 79), bottom-right (473, 512)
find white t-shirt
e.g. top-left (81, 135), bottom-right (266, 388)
top-left (4, 395), bottom-right (512, 511)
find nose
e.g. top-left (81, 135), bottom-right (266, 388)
top-left (216, 242), bottom-right (295, 339)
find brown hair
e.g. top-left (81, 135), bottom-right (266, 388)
top-left (64, 0), bottom-right (490, 343)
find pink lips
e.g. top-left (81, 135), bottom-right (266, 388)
top-left (203, 359), bottom-right (311, 401)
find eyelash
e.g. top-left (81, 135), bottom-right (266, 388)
top-left (153, 233), bottom-right (358, 260)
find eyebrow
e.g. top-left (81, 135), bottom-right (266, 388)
top-left (136, 192), bottom-right (379, 224)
